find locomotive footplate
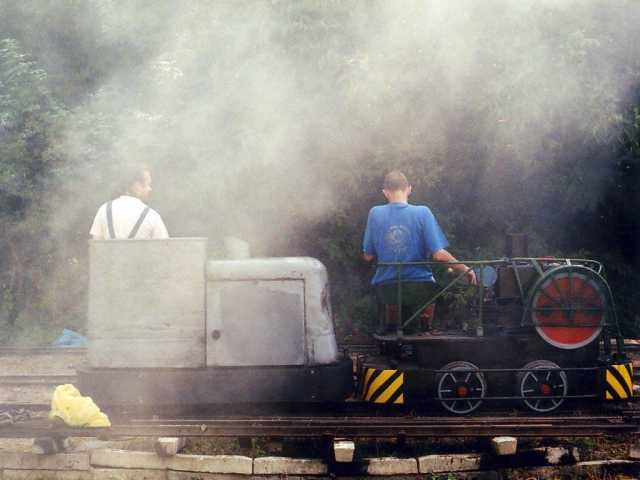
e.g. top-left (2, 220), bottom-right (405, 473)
top-left (78, 356), bottom-right (353, 407)
top-left (375, 332), bottom-right (600, 369)
top-left (360, 333), bottom-right (627, 413)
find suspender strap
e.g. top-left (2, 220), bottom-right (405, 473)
top-left (106, 201), bottom-right (115, 239)
top-left (128, 207), bottom-right (151, 239)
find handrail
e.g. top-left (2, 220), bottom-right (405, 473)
top-left (373, 257), bottom-right (606, 338)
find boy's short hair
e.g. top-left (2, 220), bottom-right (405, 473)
top-left (383, 170), bottom-right (409, 191)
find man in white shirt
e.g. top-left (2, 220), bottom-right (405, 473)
top-left (90, 165), bottom-right (169, 240)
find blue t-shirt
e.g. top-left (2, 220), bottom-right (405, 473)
top-left (362, 203), bottom-right (449, 285)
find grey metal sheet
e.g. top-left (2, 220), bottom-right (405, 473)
top-left (88, 238), bottom-right (207, 368)
top-left (206, 257), bottom-right (339, 366)
top-left (207, 280), bottom-right (305, 366)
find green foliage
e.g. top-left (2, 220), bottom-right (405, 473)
top-left (430, 475), bottom-right (458, 480)
top-left (0, 39), bottom-right (62, 191)
top-left (0, 38), bottom-right (67, 341)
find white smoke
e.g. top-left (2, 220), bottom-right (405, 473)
top-left (46, 0), bottom-right (640, 253)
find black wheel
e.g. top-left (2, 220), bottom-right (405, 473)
top-left (436, 361), bottom-right (486, 415)
top-left (518, 360), bottom-right (568, 413)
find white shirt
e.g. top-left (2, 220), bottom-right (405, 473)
top-left (90, 195), bottom-right (169, 240)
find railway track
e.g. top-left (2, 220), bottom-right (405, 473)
top-left (0, 347), bottom-right (638, 440)
top-left (0, 347), bottom-right (84, 407)
top-left (0, 413), bottom-right (638, 439)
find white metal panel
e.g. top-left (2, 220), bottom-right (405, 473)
top-left (88, 238), bottom-right (207, 368)
top-left (207, 279), bottom-right (305, 366)
top-left (206, 257), bottom-right (339, 365)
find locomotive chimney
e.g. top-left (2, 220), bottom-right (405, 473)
top-left (224, 236), bottom-right (251, 259)
top-left (506, 233), bottom-right (528, 257)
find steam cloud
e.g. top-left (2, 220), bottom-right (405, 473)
top-left (46, 0), bottom-right (640, 255)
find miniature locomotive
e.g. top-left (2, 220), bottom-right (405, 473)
top-left (78, 237), bottom-right (632, 414)
top-left (360, 255), bottom-right (632, 413)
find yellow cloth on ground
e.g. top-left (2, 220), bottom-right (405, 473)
top-left (48, 384), bottom-right (111, 427)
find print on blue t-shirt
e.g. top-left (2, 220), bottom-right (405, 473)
top-left (362, 203), bottom-right (449, 285)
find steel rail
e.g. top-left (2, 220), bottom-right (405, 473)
top-left (0, 347), bottom-right (86, 355)
top-left (128, 410), bottom-right (640, 425)
top-left (0, 375), bottom-right (77, 385)
top-left (0, 403), bottom-right (49, 410)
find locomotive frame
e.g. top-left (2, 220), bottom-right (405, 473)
top-left (358, 257), bottom-right (633, 414)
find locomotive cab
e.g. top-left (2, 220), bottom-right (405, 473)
top-left (78, 239), bottom-right (353, 408)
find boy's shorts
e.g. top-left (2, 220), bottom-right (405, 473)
top-left (375, 282), bottom-right (438, 333)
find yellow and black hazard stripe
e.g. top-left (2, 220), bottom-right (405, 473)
top-left (604, 363), bottom-right (633, 400)
top-left (360, 368), bottom-right (404, 404)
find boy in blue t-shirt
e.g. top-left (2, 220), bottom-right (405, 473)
top-left (362, 171), bottom-right (476, 332)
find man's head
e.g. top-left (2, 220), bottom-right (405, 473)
top-left (382, 170), bottom-right (411, 203)
top-left (121, 164), bottom-right (153, 201)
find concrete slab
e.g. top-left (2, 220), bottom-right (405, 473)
top-left (154, 437), bottom-right (186, 457)
top-left (0, 451), bottom-right (90, 471)
top-left (0, 439), bottom-right (34, 453)
top-left (418, 453), bottom-right (483, 473)
top-left (333, 439), bottom-right (355, 463)
top-left (91, 449), bottom-right (168, 470)
top-left (65, 438), bottom-right (136, 453)
top-left (491, 436), bottom-right (517, 456)
top-left (253, 456), bottom-right (327, 475)
top-left (2, 470), bottom-right (92, 480)
top-left (533, 446), bottom-right (580, 465)
top-left (417, 472), bottom-right (499, 480)
top-left (90, 449), bottom-right (252, 474)
top-left (365, 457), bottom-right (418, 475)
top-left (170, 454), bottom-right (253, 474)
top-left (249, 477), bottom-right (320, 480)
top-left (577, 459), bottom-right (634, 468)
top-left (93, 468), bottom-right (168, 480)
top-left (167, 473), bottom-right (248, 480)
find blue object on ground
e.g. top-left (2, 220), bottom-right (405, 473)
top-left (52, 329), bottom-right (87, 347)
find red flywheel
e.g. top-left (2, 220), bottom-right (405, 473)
top-left (528, 266), bottom-right (607, 349)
